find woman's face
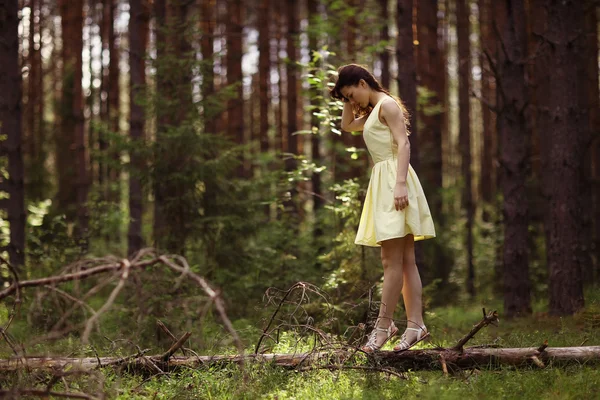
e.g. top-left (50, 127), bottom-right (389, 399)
top-left (340, 79), bottom-right (370, 108)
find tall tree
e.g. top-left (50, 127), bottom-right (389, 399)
top-left (226, 0), bottom-right (243, 148)
top-left (456, 0), bottom-right (474, 297)
top-left (533, 0), bottom-right (587, 315)
top-left (286, 0), bottom-right (299, 171)
top-left (308, 0), bottom-right (322, 212)
top-left (587, 3), bottom-right (600, 284)
top-left (416, 0), bottom-right (443, 214)
top-left (128, 0), bottom-right (149, 256)
top-left (378, 0), bottom-right (390, 89)
top-left (57, 0), bottom-right (87, 237)
top-left (0, 0), bottom-right (26, 269)
top-left (478, 0), bottom-right (496, 210)
top-left (200, 0), bottom-right (216, 135)
top-left (396, 0), bottom-right (418, 169)
top-left (258, 0), bottom-right (270, 153)
top-left (26, 0), bottom-right (47, 201)
top-left (494, 0), bottom-right (531, 317)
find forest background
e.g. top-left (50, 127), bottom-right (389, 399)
top-left (0, 0), bottom-right (600, 394)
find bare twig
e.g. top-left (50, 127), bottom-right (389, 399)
top-left (452, 309), bottom-right (499, 352)
top-left (161, 332), bottom-right (192, 361)
top-left (0, 255), bottom-right (21, 337)
top-left (82, 259), bottom-right (132, 344)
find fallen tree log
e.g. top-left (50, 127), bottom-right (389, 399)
top-left (1, 346), bottom-right (599, 373)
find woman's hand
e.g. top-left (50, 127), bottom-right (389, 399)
top-left (394, 182), bottom-right (409, 211)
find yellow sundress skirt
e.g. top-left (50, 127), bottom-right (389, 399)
top-left (354, 159), bottom-right (436, 247)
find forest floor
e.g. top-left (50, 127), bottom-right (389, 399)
top-left (3, 291), bottom-right (600, 399)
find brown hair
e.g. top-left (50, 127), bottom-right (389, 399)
top-left (330, 64), bottom-right (410, 132)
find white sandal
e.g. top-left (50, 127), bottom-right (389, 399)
top-left (393, 325), bottom-right (430, 352)
top-left (361, 321), bottom-right (398, 353)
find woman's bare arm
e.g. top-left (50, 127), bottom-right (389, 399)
top-left (341, 102), bottom-right (368, 132)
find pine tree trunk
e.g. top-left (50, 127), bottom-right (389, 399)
top-left (200, 0), bottom-right (216, 135)
top-left (0, 0), bottom-right (26, 270)
top-left (285, 0), bottom-right (299, 170)
top-left (396, 0), bottom-right (418, 170)
top-left (416, 0), bottom-right (443, 214)
top-left (457, 0), bottom-right (474, 297)
top-left (494, 0), bottom-right (531, 317)
top-left (587, 4), bottom-right (600, 285)
top-left (73, 0), bottom-right (88, 241)
top-left (308, 0), bottom-right (322, 213)
top-left (226, 0), bottom-right (244, 148)
top-left (378, 0), bottom-right (390, 89)
top-left (128, 0), bottom-right (148, 256)
top-left (107, 0), bottom-right (120, 205)
top-left (57, 0), bottom-right (79, 220)
top-left (478, 0), bottom-right (496, 211)
top-left (258, 0), bottom-right (270, 153)
top-left (26, 0), bottom-right (47, 201)
top-left (533, 0), bottom-right (586, 315)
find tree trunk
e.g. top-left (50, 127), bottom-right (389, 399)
top-left (533, 0), bottom-right (586, 315)
top-left (26, 0), bottom-right (47, 202)
top-left (456, 0), bottom-right (474, 297)
top-left (478, 0), bottom-right (496, 211)
top-left (396, 0), bottom-right (418, 170)
top-left (588, 4), bottom-right (600, 285)
top-left (107, 0), bottom-right (121, 205)
top-left (258, 0), bottom-right (270, 153)
top-left (494, 0), bottom-right (531, 317)
top-left (308, 0), bottom-right (322, 214)
top-left (57, 0), bottom-right (80, 221)
top-left (128, 0), bottom-right (149, 256)
top-left (3, 346), bottom-right (600, 373)
top-left (286, 0), bottom-right (299, 170)
top-left (226, 0), bottom-right (244, 149)
top-left (0, 0), bottom-right (26, 270)
top-left (416, 0), bottom-right (443, 216)
top-left (378, 0), bottom-right (390, 89)
top-left (200, 0), bottom-right (216, 135)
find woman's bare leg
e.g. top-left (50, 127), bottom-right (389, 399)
top-left (370, 237), bottom-right (406, 346)
top-left (400, 235), bottom-right (426, 343)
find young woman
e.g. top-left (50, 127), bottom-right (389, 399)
top-left (331, 64), bottom-right (436, 352)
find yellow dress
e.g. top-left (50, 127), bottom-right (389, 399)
top-left (355, 96), bottom-right (436, 247)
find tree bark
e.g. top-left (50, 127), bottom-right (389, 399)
top-left (2, 346), bottom-right (600, 372)
top-left (396, 0), bottom-right (418, 170)
top-left (456, 0), bottom-right (474, 297)
top-left (200, 0), bottom-right (216, 134)
top-left (128, 0), bottom-right (149, 256)
top-left (478, 0), bottom-right (496, 210)
top-left (0, 0), bottom-right (26, 270)
top-left (585, 2), bottom-right (599, 285)
top-left (286, 0), bottom-right (299, 169)
top-left (416, 0), bottom-right (443, 216)
top-left (532, 0), bottom-right (586, 315)
top-left (258, 0), bottom-right (270, 153)
top-left (588, 4), bottom-right (600, 286)
top-left (26, 0), bottom-right (47, 202)
top-left (494, 0), bottom-right (531, 317)
top-left (378, 0), bottom-right (390, 89)
top-left (308, 0), bottom-right (322, 214)
top-left (226, 0), bottom-right (244, 148)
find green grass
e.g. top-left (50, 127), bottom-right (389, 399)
top-left (2, 294), bottom-right (600, 399)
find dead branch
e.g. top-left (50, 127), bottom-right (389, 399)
top-left (82, 259), bottom-right (131, 344)
top-left (2, 346), bottom-right (599, 373)
top-left (0, 389), bottom-right (96, 399)
top-left (0, 250), bottom-right (241, 361)
top-left (161, 332), bottom-right (192, 361)
top-left (452, 308), bottom-right (499, 351)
